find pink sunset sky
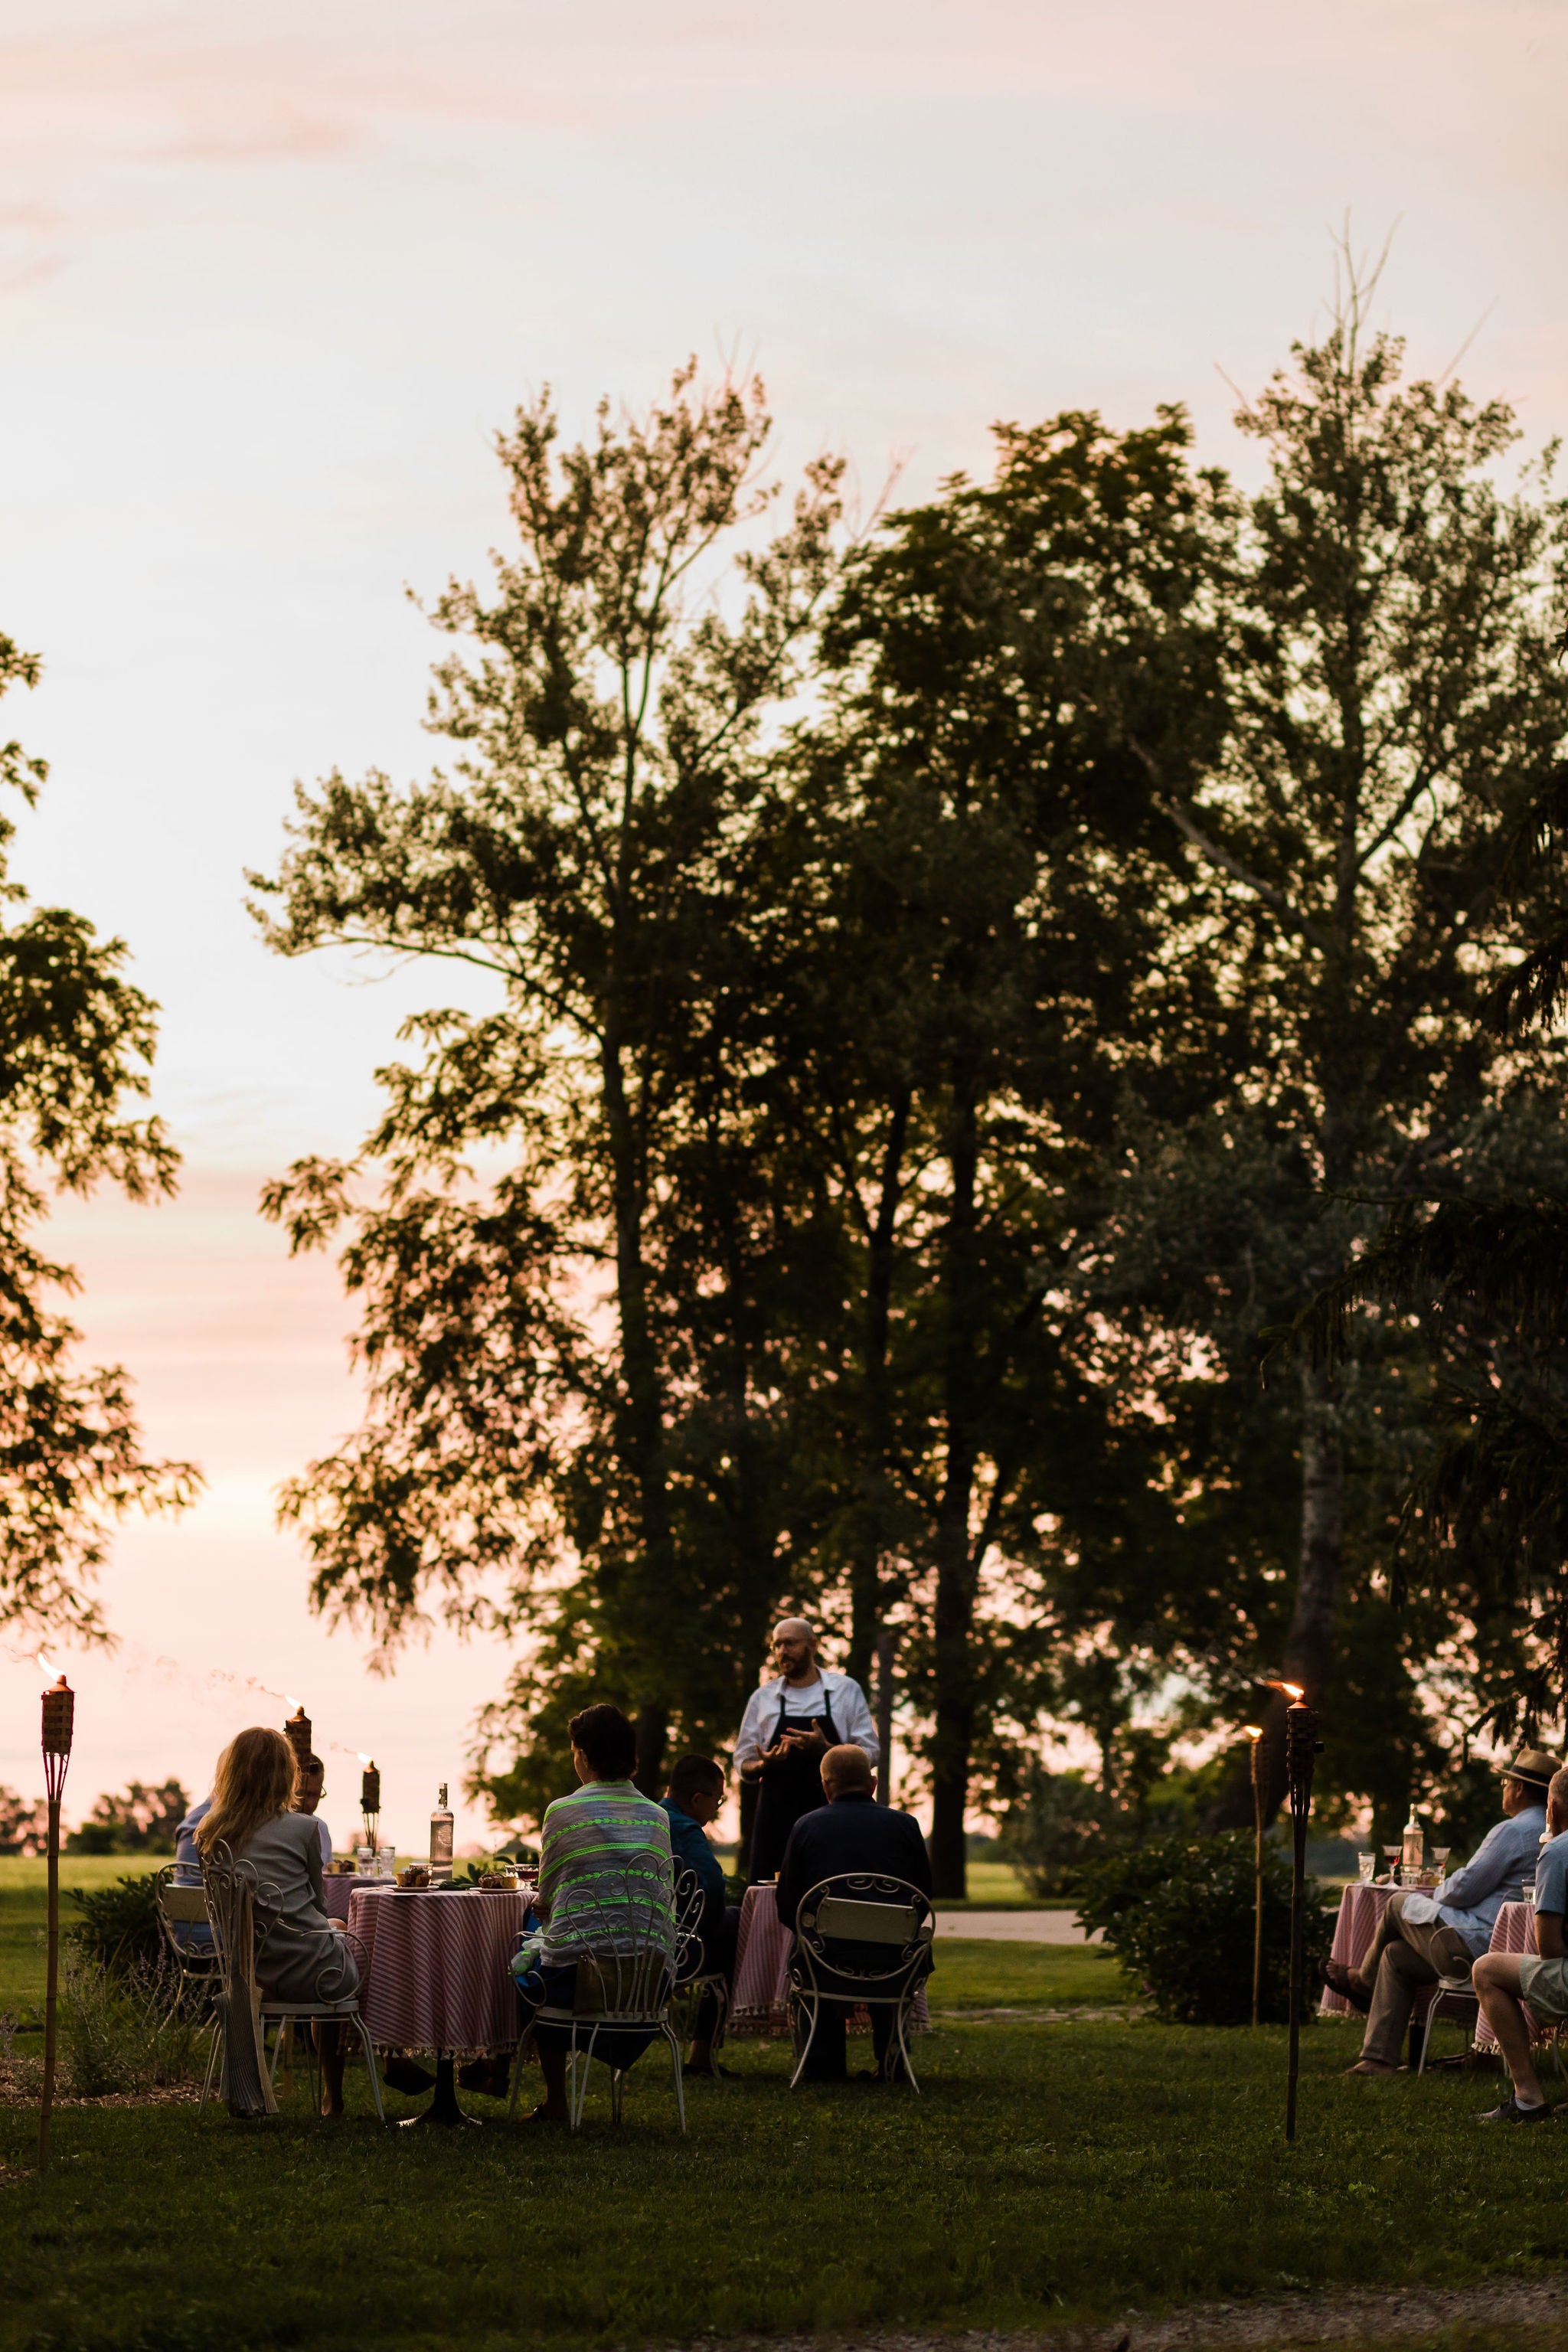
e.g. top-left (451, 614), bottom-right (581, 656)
top-left (0, 0), bottom-right (1564, 1847)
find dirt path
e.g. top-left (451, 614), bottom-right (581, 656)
top-left (716, 2280), bottom-right (1568, 2352)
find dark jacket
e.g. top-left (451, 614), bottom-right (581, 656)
top-left (774, 1791), bottom-right (932, 1935)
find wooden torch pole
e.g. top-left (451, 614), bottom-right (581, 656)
top-left (1246, 1726), bottom-right (1265, 2029)
top-left (38, 1673), bottom-right (74, 2174)
top-left (1284, 1688), bottom-right (1321, 2144)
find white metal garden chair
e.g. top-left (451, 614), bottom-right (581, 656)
top-left (786, 1873), bottom-right (934, 2092)
top-left (508, 1867), bottom-right (683, 2131)
top-left (671, 1864), bottom-right (730, 2064)
top-left (199, 1842), bottom-right (384, 2122)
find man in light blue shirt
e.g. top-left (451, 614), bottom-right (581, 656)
top-left (1473, 1765), bottom-right (1568, 2122)
top-left (1327, 1748), bottom-right (1554, 2076)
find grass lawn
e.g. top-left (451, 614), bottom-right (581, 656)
top-left (0, 1857), bottom-right (163, 2011)
top-left (2, 1858), bottom-right (1560, 2352)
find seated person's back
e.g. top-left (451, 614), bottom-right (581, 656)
top-left (775, 1753), bottom-right (932, 1932)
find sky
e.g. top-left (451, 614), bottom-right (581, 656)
top-left (0, 0), bottom-right (1565, 1843)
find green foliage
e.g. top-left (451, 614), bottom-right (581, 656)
top-left (1074, 1830), bottom-right (1332, 2025)
top-left (66, 1868), bottom-right (164, 1981)
top-left (0, 1785), bottom-right (45, 1855)
top-left (56, 1952), bottom-right (206, 2097)
top-left (0, 632), bottom-right (199, 1642)
top-left (998, 1754), bottom-right (1231, 1898)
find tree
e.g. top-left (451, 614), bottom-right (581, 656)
top-left (1113, 260), bottom-right (1568, 1815)
top-left (67, 1776), bottom-right (188, 1854)
top-left (252, 367), bottom-right (843, 1798)
top-left (0, 1786), bottom-right (47, 1855)
top-left (0, 632), bottom-right (198, 1640)
top-left (760, 405), bottom-right (1237, 1890)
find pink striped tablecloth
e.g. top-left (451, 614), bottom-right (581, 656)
top-left (730, 1882), bottom-right (930, 2034)
top-left (348, 1886), bottom-right (532, 2058)
top-left (1319, 1882), bottom-right (1396, 2017)
top-left (321, 1874), bottom-right (388, 1922)
top-left (1475, 1900), bottom-right (1539, 2051)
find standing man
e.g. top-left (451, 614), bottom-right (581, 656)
top-left (736, 1619), bottom-right (878, 1884)
top-left (1324, 1747), bottom-right (1556, 2076)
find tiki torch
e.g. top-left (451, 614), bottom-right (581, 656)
top-left (38, 1671), bottom-right (74, 2174)
top-left (1283, 1682), bottom-right (1321, 2144)
top-left (359, 1756), bottom-right (381, 1855)
top-left (284, 1704), bottom-right (312, 1777)
top-left (1245, 1725), bottom-right (1265, 2028)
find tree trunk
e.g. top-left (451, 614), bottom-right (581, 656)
top-left (847, 1094), bottom-right (910, 1691)
top-left (929, 1076), bottom-right (980, 1898)
top-left (633, 1702), bottom-right (668, 1798)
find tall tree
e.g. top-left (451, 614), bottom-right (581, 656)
top-left (0, 630), bottom-right (197, 1638)
top-left (762, 407), bottom-right (1237, 1890)
top-left (1115, 265), bottom-right (1568, 1812)
top-left (252, 368), bottom-right (842, 1796)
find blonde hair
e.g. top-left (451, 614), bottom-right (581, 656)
top-left (197, 1726), bottom-right (298, 1857)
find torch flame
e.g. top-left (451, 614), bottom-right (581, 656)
top-left (1243, 1724), bottom-right (1263, 1740)
top-left (1281, 1681), bottom-right (1305, 1700)
top-left (358, 1753), bottom-right (374, 1766)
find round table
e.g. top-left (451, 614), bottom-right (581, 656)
top-left (321, 1873), bottom-right (389, 1922)
top-left (730, 1881), bottom-right (931, 2034)
top-left (348, 1883), bottom-right (534, 2124)
top-left (1318, 1880), bottom-right (1395, 2016)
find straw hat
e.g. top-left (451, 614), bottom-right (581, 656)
top-left (1504, 1748), bottom-right (1560, 1790)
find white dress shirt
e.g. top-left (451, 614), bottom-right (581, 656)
top-left (734, 1671), bottom-right (879, 1770)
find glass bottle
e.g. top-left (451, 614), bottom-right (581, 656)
top-left (1401, 1807), bottom-right (1424, 1873)
top-left (430, 1782), bottom-right (454, 1883)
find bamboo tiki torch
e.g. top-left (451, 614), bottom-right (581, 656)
top-left (360, 1756), bottom-right (381, 1855)
top-left (38, 1672), bottom-right (74, 2174)
top-left (1246, 1725), bottom-right (1265, 2028)
top-left (1283, 1682), bottom-right (1321, 2143)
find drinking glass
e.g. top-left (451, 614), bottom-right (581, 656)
top-left (1357, 1851), bottom-right (1377, 1883)
top-left (1430, 1847), bottom-right (1450, 1873)
top-left (355, 1844), bottom-right (374, 1875)
top-left (1383, 1844), bottom-right (1402, 1883)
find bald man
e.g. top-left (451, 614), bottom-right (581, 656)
top-left (736, 1618), bottom-right (878, 1884)
top-left (776, 1743), bottom-right (933, 2082)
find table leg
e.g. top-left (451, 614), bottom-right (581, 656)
top-left (398, 2054), bottom-right (481, 2128)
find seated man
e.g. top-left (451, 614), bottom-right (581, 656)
top-left (292, 1753), bottom-right (335, 1868)
top-left (1472, 1764), bottom-right (1568, 2122)
top-left (775, 1742), bottom-right (933, 2084)
top-left (662, 1753), bottom-right (738, 2078)
top-left (510, 1703), bottom-right (676, 2125)
top-left (1325, 1747), bottom-right (1555, 2076)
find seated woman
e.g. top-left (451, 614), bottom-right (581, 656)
top-left (511, 1703), bottom-right (676, 2125)
top-left (196, 1726), bottom-right (361, 2117)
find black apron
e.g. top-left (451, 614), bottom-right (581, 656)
top-left (748, 1683), bottom-right (841, 1883)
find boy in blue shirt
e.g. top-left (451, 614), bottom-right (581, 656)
top-left (661, 1754), bottom-right (737, 2076)
top-left (1473, 1764), bottom-right (1568, 2122)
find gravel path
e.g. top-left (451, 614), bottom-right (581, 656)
top-left (701, 2282), bottom-right (1568, 2351)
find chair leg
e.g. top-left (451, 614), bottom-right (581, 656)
top-left (610, 2068), bottom-right (624, 2126)
top-left (788, 1990), bottom-right (821, 2091)
top-left (893, 1994), bottom-right (920, 2094)
top-left (1416, 2000), bottom-right (1436, 2076)
top-left (664, 2023), bottom-right (687, 2135)
top-left (200, 2018), bottom-right (222, 2111)
top-left (354, 2018), bottom-right (386, 2124)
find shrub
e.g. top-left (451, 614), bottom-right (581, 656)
top-left (67, 1870), bottom-right (165, 1982)
top-left (1073, 1829), bottom-right (1334, 2025)
top-left (58, 1953), bottom-right (207, 2097)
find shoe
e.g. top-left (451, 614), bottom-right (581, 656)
top-left (456, 2056), bottom-right (511, 2098)
top-left (1477, 2096), bottom-right (1552, 2124)
top-left (1341, 2060), bottom-right (1396, 2076)
top-left (515, 2102), bottom-right (567, 2125)
top-left (1323, 1960), bottom-right (1372, 2014)
top-left (382, 2057), bottom-right (435, 2096)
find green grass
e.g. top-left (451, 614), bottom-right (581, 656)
top-left (2, 1857), bottom-right (1557, 2352)
top-left (0, 1857), bottom-right (162, 2011)
top-left (934, 1935), bottom-right (1129, 2007)
top-left (2, 2018), bottom-right (1564, 2351)
top-left (933, 1858), bottom-right (1040, 1908)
